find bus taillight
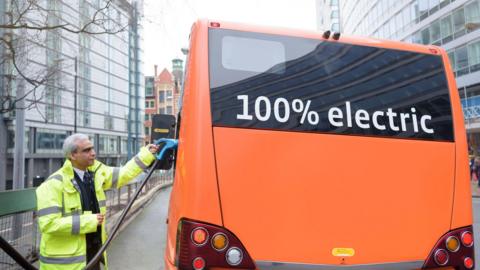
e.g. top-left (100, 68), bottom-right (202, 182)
top-left (464, 256), bottom-right (474, 269)
top-left (461, 231), bottom-right (474, 247)
top-left (423, 226), bottom-right (475, 269)
top-left (175, 218), bottom-right (255, 270)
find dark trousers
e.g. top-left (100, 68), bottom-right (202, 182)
top-left (86, 232), bottom-right (103, 270)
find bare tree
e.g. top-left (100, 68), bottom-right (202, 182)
top-left (0, 0), bottom-right (128, 114)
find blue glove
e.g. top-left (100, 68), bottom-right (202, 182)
top-left (153, 138), bottom-right (178, 161)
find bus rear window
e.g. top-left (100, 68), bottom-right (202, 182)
top-left (209, 29), bottom-right (454, 142)
top-left (222, 36), bottom-right (285, 74)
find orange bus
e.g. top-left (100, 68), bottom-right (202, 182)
top-left (164, 19), bottom-right (475, 270)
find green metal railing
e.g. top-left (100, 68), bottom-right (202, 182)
top-left (0, 189), bottom-right (36, 217)
top-left (0, 170), bottom-right (173, 270)
top-left (0, 188), bottom-right (38, 270)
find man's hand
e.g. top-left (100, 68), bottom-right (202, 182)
top-left (147, 144), bottom-right (160, 154)
top-left (97, 214), bottom-right (105, 225)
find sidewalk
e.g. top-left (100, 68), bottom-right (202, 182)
top-left (106, 181), bottom-right (172, 235)
top-left (472, 181), bottom-right (480, 198)
top-left (470, 181), bottom-right (480, 198)
top-left (108, 186), bottom-right (172, 270)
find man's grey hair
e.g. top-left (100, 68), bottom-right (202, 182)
top-left (63, 133), bottom-right (90, 158)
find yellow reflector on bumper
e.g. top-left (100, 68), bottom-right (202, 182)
top-left (332, 248), bottom-right (355, 257)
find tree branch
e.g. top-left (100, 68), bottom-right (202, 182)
top-left (0, 0), bottom-right (131, 114)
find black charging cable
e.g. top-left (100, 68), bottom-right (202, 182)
top-left (84, 158), bottom-right (160, 270)
top-left (0, 160), bottom-right (159, 270)
top-left (0, 139), bottom-right (177, 270)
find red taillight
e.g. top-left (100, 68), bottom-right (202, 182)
top-left (461, 231), bottom-right (474, 247)
top-left (175, 219), bottom-right (255, 270)
top-left (423, 226), bottom-right (475, 270)
top-left (464, 257), bottom-right (474, 269)
top-left (192, 257), bottom-right (205, 270)
top-left (191, 227), bottom-right (208, 246)
top-left (433, 249), bottom-right (449, 266)
top-left (210, 22), bottom-right (221, 28)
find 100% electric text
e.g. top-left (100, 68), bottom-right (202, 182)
top-left (236, 95), bottom-right (319, 125)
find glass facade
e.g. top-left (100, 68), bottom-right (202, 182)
top-left (127, 1), bottom-right (144, 157)
top-left (316, 0), bottom-right (341, 32)
top-left (1, 0), bottom-right (145, 186)
top-left (341, 0), bottom-right (480, 43)
top-left (16, 0), bottom-right (142, 139)
top-left (35, 129), bottom-right (67, 154)
top-left (338, 0), bottom-right (480, 152)
top-left (448, 39), bottom-right (480, 76)
top-left (99, 135), bottom-right (119, 154)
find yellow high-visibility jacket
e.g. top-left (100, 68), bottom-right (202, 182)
top-left (35, 147), bottom-right (156, 270)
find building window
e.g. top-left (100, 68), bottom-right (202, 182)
top-left (145, 127), bottom-right (150, 136)
top-left (46, 104), bottom-right (55, 123)
top-left (440, 0), bottom-right (450, 9)
top-left (332, 23), bottom-right (340, 32)
top-left (159, 107), bottom-right (165, 114)
top-left (395, 12), bottom-right (402, 34)
top-left (465, 1), bottom-right (480, 32)
top-left (455, 46), bottom-right (469, 76)
top-left (430, 21), bottom-right (441, 45)
top-left (99, 135), bottom-right (118, 154)
top-left (167, 105), bottom-right (173, 114)
top-left (412, 31), bottom-right (422, 44)
top-left (419, 0), bottom-right (429, 20)
top-left (35, 129), bottom-right (67, 153)
top-left (453, 7), bottom-right (466, 38)
top-left (440, 15), bottom-right (453, 43)
top-left (448, 51), bottom-right (456, 71)
top-left (7, 128), bottom-right (29, 153)
top-left (159, 91), bottom-right (165, 103)
top-left (150, 100), bottom-right (154, 108)
top-left (166, 90), bottom-right (172, 99)
top-left (331, 10), bottom-right (339, 19)
top-left (145, 86), bottom-right (153, 96)
top-left (468, 40), bottom-right (480, 72)
top-left (145, 101), bottom-right (149, 108)
top-left (121, 138), bottom-right (128, 154)
top-left (429, 0), bottom-right (440, 14)
top-left (145, 114), bottom-right (149, 121)
top-left (105, 115), bottom-right (114, 130)
top-left (421, 28), bottom-right (430, 44)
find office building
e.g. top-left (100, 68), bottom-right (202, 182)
top-left (0, 0), bottom-right (145, 189)
top-left (322, 0), bottom-right (480, 151)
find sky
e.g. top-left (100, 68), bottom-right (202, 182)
top-left (142, 0), bottom-right (317, 76)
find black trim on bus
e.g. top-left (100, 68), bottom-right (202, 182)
top-left (209, 29), bottom-right (454, 142)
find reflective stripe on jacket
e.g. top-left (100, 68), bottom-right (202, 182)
top-left (35, 147), bottom-right (155, 270)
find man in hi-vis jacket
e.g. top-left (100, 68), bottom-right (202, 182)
top-left (36, 133), bottom-right (159, 270)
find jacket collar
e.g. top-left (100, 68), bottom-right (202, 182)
top-left (61, 159), bottom-right (76, 193)
top-left (61, 159), bottom-right (102, 193)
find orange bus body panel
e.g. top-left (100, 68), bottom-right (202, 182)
top-left (164, 20), bottom-right (223, 265)
top-left (440, 50), bottom-right (473, 229)
top-left (165, 19), bottom-right (473, 270)
top-left (213, 128), bottom-right (454, 264)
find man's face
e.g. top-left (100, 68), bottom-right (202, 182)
top-left (70, 139), bottom-right (96, 169)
